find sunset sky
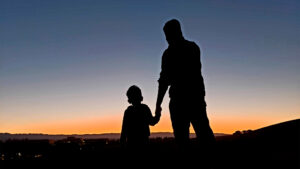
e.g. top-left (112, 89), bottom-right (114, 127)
top-left (1, 0), bottom-right (299, 134)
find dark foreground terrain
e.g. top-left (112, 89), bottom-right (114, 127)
top-left (0, 119), bottom-right (299, 168)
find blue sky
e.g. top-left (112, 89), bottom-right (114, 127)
top-left (0, 0), bottom-right (299, 134)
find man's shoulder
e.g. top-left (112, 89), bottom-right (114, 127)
top-left (162, 40), bottom-right (200, 56)
top-left (185, 40), bottom-right (199, 48)
top-left (163, 47), bottom-right (170, 56)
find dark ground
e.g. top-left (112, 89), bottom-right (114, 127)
top-left (0, 119), bottom-right (299, 168)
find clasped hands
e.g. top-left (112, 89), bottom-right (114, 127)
top-left (155, 105), bottom-right (162, 119)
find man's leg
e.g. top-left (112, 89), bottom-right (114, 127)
top-left (191, 99), bottom-right (215, 144)
top-left (169, 99), bottom-right (190, 150)
top-left (190, 99), bottom-right (216, 168)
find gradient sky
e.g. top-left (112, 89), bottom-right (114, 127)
top-left (1, 0), bottom-right (299, 134)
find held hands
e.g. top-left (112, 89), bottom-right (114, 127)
top-left (155, 105), bottom-right (162, 119)
top-left (151, 105), bottom-right (162, 125)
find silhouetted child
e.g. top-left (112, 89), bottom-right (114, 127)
top-left (120, 85), bottom-right (161, 149)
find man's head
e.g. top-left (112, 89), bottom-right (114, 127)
top-left (163, 19), bottom-right (184, 45)
top-left (126, 85), bottom-right (143, 105)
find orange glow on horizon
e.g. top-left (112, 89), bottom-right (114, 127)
top-left (1, 113), bottom-right (296, 135)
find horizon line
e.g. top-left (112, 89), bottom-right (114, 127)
top-left (0, 131), bottom-right (231, 135)
top-left (2, 119), bottom-right (298, 136)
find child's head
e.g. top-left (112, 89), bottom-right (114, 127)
top-left (126, 85), bottom-right (143, 105)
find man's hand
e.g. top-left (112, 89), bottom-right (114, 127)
top-left (151, 106), bottom-right (162, 125)
top-left (155, 106), bottom-right (162, 118)
top-left (154, 82), bottom-right (167, 123)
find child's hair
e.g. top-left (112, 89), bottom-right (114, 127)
top-left (126, 85), bottom-right (143, 104)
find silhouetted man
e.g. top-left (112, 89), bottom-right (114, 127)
top-left (155, 19), bottom-right (215, 150)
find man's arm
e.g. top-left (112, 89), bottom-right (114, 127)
top-left (156, 82), bottom-right (168, 108)
top-left (155, 50), bottom-right (170, 116)
top-left (147, 105), bottom-right (161, 126)
top-left (194, 42), bottom-right (206, 97)
top-left (154, 83), bottom-right (167, 119)
top-left (120, 110), bottom-right (128, 146)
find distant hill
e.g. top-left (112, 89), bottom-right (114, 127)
top-left (0, 132), bottom-right (228, 141)
top-left (253, 118), bottom-right (300, 138)
top-left (216, 118), bottom-right (300, 169)
top-left (228, 118), bottom-right (300, 140)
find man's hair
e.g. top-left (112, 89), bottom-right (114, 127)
top-left (163, 19), bottom-right (183, 37)
top-left (126, 85), bottom-right (143, 104)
